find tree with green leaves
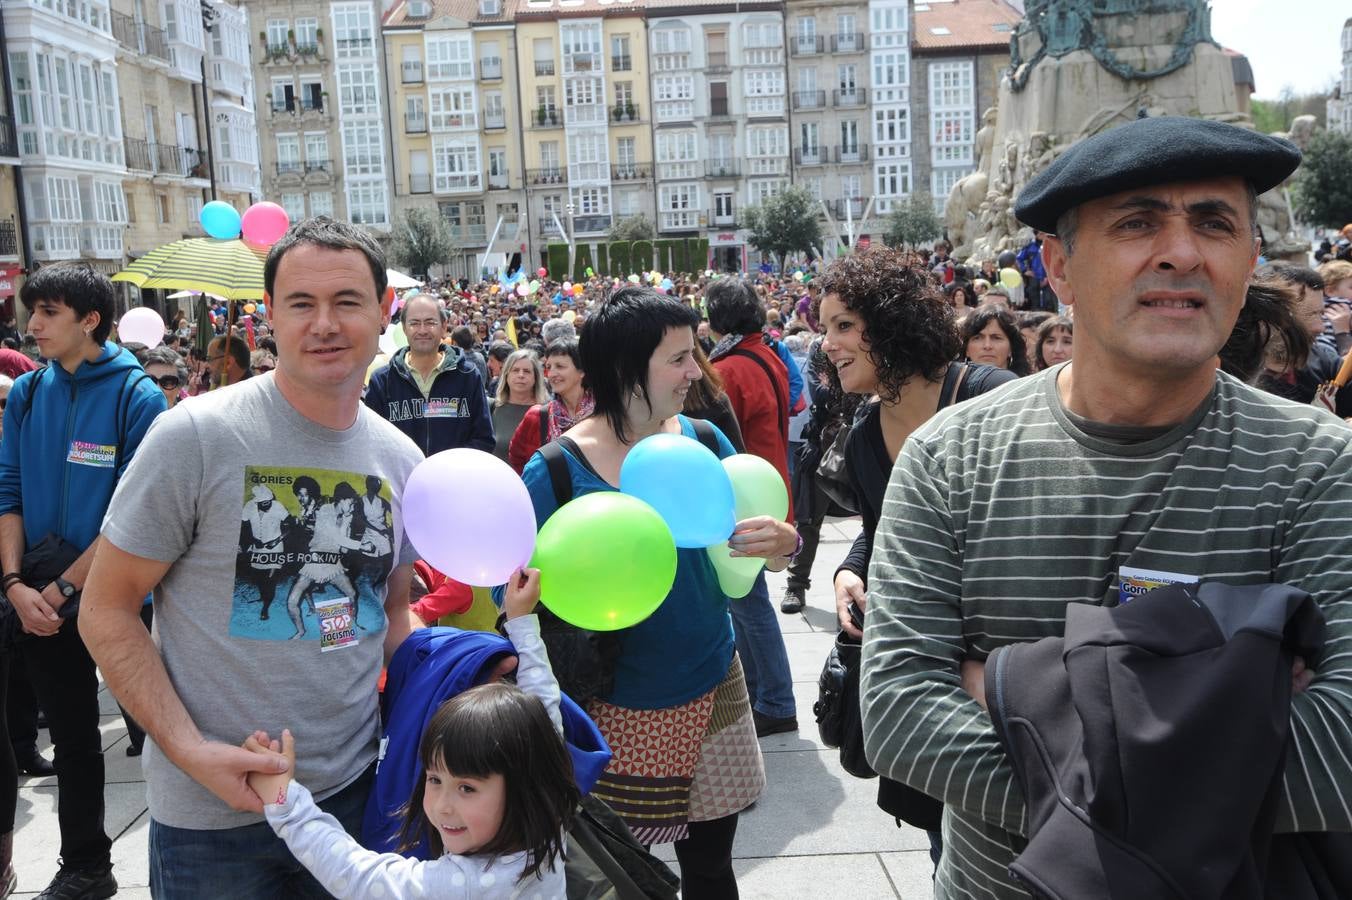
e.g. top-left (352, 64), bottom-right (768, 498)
top-left (1292, 129), bottom-right (1352, 230)
top-left (390, 208), bottom-right (454, 280)
top-left (743, 185), bottom-right (821, 271)
top-left (607, 213), bottom-right (656, 242)
top-left (883, 193), bottom-right (942, 249)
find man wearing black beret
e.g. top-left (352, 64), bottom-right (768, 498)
top-left (860, 116), bottom-right (1352, 898)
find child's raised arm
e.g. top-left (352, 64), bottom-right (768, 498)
top-left (501, 568), bottom-right (563, 735)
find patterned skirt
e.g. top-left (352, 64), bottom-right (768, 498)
top-left (586, 654), bottom-right (766, 845)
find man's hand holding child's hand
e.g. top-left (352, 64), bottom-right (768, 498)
top-left (243, 729), bottom-right (296, 807)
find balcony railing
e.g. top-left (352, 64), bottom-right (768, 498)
top-left (611, 163), bottom-right (651, 181)
top-left (479, 57), bottom-right (502, 79)
top-left (125, 136), bottom-right (154, 172)
top-left (276, 160), bottom-right (303, 176)
top-left (534, 60), bottom-right (555, 76)
top-left (0, 115), bottom-right (19, 159)
top-left (111, 10), bottom-right (170, 62)
top-left (833, 87), bottom-right (868, 107)
top-left (305, 159), bottom-right (333, 174)
top-left (833, 144), bottom-right (870, 163)
top-left (708, 208), bottom-right (738, 228)
top-left (450, 224), bottom-right (488, 245)
top-left (705, 160), bottom-right (740, 178)
top-left (271, 97), bottom-right (295, 113)
top-left (0, 222), bottom-right (15, 257)
top-left (573, 214), bottom-right (612, 235)
top-left (792, 90), bottom-right (826, 110)
top-left (830, 32), bottom-right (865, 53)
top-left (294, 42), bottom-right (320, 57)
top-left (300, 96), bottom-right (325, 113)
top-left (410, 173), bottom-right (431, 194)
top-left (609, 103), bottom-right (641, 124)
top-left (402, 61), bottom-right (423, 83)
top-left (708, 100), bottom-right (731, 119)
top-left (483, 111), bottom-right (506, 129)
top-left (794, 147), bottom-right (825, 166)
top-left (832, 197), bottom-right (866, 219)
top-left (706, 50), bottom-right (730, 73)
top-left (156, 143), bottom-right (205, 177)
top-left (530, 109), bottom-right (562, 128)
top-left (488, 172), bottom-right (509, 190)
top-left (405, 113), bottom-right (427, 133)
top-left (611, 54), bottom-right (632, 72)
top-left (526, 167), bottom-right (567, 185)
top-left (539, 217), bottom-right (563, 236)
top-left (790, 35), bottom-right (825, 56)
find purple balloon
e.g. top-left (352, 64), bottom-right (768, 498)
top-left (403, 449), bottom-right (537, 586)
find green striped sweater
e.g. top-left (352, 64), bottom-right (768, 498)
top-left (861, 366), bottom-right (1352, 899)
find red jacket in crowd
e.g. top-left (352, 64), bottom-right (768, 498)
top-left (712, 333), bottom-right (793, 522)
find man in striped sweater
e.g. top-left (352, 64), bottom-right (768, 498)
top-left (860, 117), bottom-right (1352, 898)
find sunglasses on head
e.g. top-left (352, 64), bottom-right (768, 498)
top-left (154, 375), bottom-right (182, 390)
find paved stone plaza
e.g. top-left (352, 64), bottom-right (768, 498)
top-left (14, 518), bottom-right (938, 899)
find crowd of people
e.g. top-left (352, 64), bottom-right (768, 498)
top-left (2, 113), bottom-right (1352, 900)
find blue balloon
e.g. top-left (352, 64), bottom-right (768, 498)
top-left (661, 278), bottom-right (673, 290)
top-left (620, 433), bottom-right (735, 548)
top-left (200, 201), bottom-right (241, 240)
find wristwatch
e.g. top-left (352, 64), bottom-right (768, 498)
top-left (53, 577), bottom-right (78, 602)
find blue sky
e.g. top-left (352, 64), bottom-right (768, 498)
top-left (1209, 1), bottom-right (1346, 100)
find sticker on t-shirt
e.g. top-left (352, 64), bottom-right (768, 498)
top-left (1117, 566), bottom-right (1198, 605)
top-left (67, 440), bottom-right (117, 468)
top-left (424, 398), bottom-right (469, 419)
top-left (231, 466), bottom-right (396, 643)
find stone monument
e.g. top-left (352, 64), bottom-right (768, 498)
top-left (948, 0), bottom-right (1303, 261)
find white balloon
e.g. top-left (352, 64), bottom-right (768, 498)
top-left (118, 307), bottom-right (166, 348)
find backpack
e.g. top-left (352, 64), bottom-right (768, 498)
top-left (529, 420), bottom-right (720, 706)
top-left (15, 363), bottom-right (156, 473)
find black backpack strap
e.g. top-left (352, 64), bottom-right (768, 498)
top-left (538, 441), bottom-right (573, 508)
top-left (15, 365), bottom-right (47, 429)
top-left (113, 369), bottom-right (156, 473)
top-left (728, 347), bottom-right (789, 438)
top-left (538, 404), bottom-right (551, 445)
top-left (690, 418), bottom-right (720, 454)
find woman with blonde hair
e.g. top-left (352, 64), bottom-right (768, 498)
top-left (492, 349), bottom-right (548, 462)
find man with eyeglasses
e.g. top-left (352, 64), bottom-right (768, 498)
top-left (364, 293), bottom-right (494, 456)
top-left (207, 333), bottom-right (252, 388)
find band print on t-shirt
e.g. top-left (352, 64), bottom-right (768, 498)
top-left (233, 465), bottom-right (395, 644)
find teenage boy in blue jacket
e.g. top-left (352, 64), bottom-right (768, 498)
top-left (0, 262), bottom-right (166, 899)
top-left (363, 293), bottom-right (494, 456)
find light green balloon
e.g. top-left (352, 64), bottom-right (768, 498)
top-left (706, 541), bottom-right (761, 599)
top-left (723, 454), bottom-right (789, 521)
top-left (392, 322), bottom-right (409, 349)
top-left (531, 492), bottom-right (677, 631)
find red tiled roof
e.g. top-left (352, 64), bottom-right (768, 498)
top-left (912, 0), bottom-right (1021, 53)
top-left (383, 0), bottom-right (515, 28)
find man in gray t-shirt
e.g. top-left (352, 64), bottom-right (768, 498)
top-left (79, 218), bottom-right (426, 898)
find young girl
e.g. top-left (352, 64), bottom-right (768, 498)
top-left (242, 568), bottom-right (579, 899)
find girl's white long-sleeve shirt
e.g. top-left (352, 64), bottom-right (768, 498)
top-left (262, 614), bottom-right (566, 899)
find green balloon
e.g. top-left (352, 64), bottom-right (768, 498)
top-left (706, 541), bottom-right (761, 599)
top-left (531, 492), bottom-right (677, 631)
top-left (723, 454), bottom-right (789, 521)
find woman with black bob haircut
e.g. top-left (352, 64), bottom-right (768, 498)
top-left (817, 245), bottom-right (1016, 868)
top-left (521, 284), bottom-right (793, 899)
top-left (959, 303), bottom-right (1030, 375)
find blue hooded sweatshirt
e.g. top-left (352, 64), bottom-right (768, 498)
top-left (0, 342), bottom-right (167, 551)
top-left (364, 344), bottom-right (494, 456)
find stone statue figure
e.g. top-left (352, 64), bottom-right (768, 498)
top-left (1009, 0), bottom-right (1215, 91)
top-left (975, 107), bottom-right (999, 170)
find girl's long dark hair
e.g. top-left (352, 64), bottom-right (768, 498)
top-left (395, 682), bottom-right (579, 883)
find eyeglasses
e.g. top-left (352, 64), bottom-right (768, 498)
top-left (255, 365), bottom-right (275, 373)
top-left (153, 375), bottom-right (182, 390)
top-left (207, 354), bottom-right (225, 363)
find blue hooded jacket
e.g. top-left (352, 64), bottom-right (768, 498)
top-left (362, 626), bottom-right (611, 858)
top-left (0, 342), bottom-right (167, 551)
top-left (364, 345), bottom-right (495, 456)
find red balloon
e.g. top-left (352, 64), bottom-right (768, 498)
top-left (536, 267), bottom-right (548, 278)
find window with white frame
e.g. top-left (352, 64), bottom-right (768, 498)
top-left (304, 132), bottom-right (329, 163)
top-left (931, 109), bottom-right (974, 164)
top-left (100, 70), bottom-right (119, 140)
top-left (714, 192), bottom-right (734, 217)
top-left (931, 166), bottom-right (970, 208)
top-left (267, 19), bottom-right (289, 47)
top-left (652, 27), bottom-right (691, 54)
top-left (796, 67), bottom-right (817, 93)
top-left (870, 5), bottom-right (908, 35)
top-left (433, 137), bottom-right (481, 192)
top-left (332, 4), bottom-right (374, 57)
top-left (873, 51), bottom-right (908, 88)
top-left (488, 148), bottom-right (506, 178)
top-left (803, 176), bottom-right (823, 200)
top-left (742, 22), bottom-right (780, 48)
top-left (53, 57), bottom-right (73, 130)
top-left (659, 183), bottom-right (698, 229)
top-left (875, 161), bottom-right (910, 197)
top-left (310, 191), bottom-right (334, 217)
top-left (616, 189), bottom-right (640, 216)
top-left (748, 179), bottom-right (785, 205)
top-left (94, 182), bottom-right (126, 223)
top-left (342, 121), bottom-right (384, 175)
top-left (78, 63), bottom-right (97, 135)
top-left (800, 122), bottom-right (820, 157)
top-left (656, 129), bottom-right (697, 179)
top-left (46, 175), bottom-right (81, 221)
top-left (745, 69), bottom-right (785, 115)
top-left (929, 60), bottom-right (973, 107)
top-left (747, 126), bottom-right (787, 158)
top-left (615, 136), bottom-right (636, 167)
top-left (276, 133), bottom-right (301, 171)
top-left (842, 174), bottom-right (862, 198)
top-left (540, 141), bottom-right (559, 170)
top-left (653, 74), bottom-right (694, 121)
top-left (281, 193), bottom-right (306, 220)
top-left (426, 34), bottom-right (474, 79)
top-left (841, 120), bottom-right (860, 152)
top-left (561, 23), bottom-right (602, 56)
top-left (572, 186), bottom-right (610, 215)
top-left (346, 180), bottom-right (388, 226)
top-left (873, 107), bottom-right (909, 144)
top-left (568, 131), bottom-right (608, 181)
top-left (296, 17), bottom-right (318, 46)
top-left (837, 13), bottom-right (856, 36)
top-left (430, 87), bottom-right (477, 130)
top-left (337, 66), bottom-right (379, 115)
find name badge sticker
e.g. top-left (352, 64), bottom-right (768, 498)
top-left (67, 441), bottom-right (117, 468)
top-left (1117, 566), bottom-right (1199, 605)
top-left (315, 597), bottom-right (359, 652)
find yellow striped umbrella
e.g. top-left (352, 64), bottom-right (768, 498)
top-left (112, 238), bottom-right (269, 301)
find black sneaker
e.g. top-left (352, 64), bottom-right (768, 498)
top-left (753, 710), bottom-right (799, 738)
top-left (780, 586), bottom-right (806, 614)
top-left (16, 746), bottom-right (55, 777)
top-left (35, 864), bottom-right (117, 900)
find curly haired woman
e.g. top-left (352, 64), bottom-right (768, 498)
top-left (817, 246), bottom-right (1017, 868)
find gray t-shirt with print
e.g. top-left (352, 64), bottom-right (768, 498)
top-left (102, 374), bottom-right (424, 830)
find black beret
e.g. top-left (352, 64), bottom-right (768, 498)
top-left (1014, 117), bottom-right (1301, 234)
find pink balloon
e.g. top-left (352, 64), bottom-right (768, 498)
top-left (118, 307), bottom-right (165, 348)
top-left (403, 449), bottom-right (536, 586)
top-left (240, 202), bottom-right (291, 246)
